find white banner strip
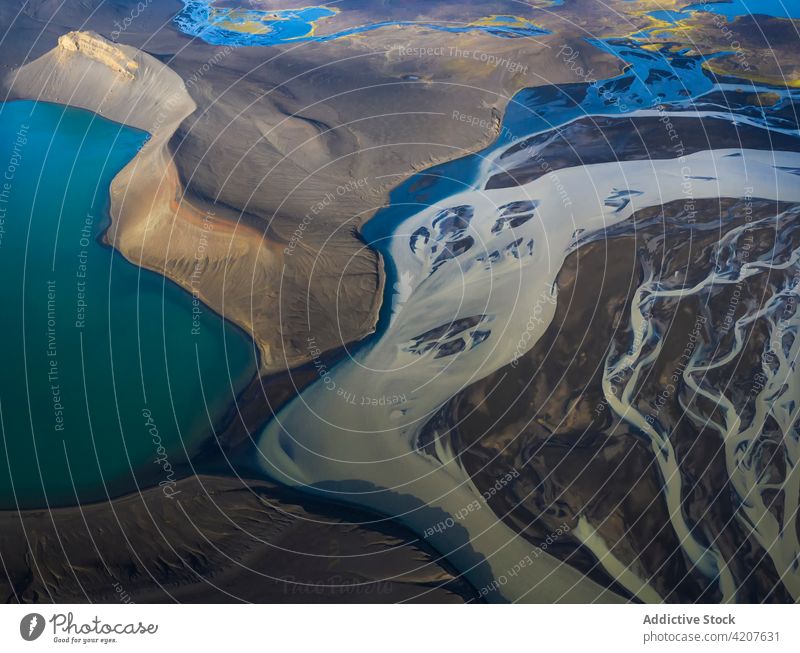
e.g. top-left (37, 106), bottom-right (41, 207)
top-left (1, 604), bottom-right (797, 652)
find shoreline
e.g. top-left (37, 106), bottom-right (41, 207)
top-left (0, 28), bottom-right (537, 510)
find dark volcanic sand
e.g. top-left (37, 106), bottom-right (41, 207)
top-left (425, 197), bottom-right (798, 603)
top-left (0, 474), bottom-right (477, 603)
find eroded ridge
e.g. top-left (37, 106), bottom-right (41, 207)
top-left (57, 31), bottom-right (138, 79)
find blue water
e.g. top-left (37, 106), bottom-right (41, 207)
top-left (683, 0), bottom-right (800, 20)
top-left (630, 1), bottom-right (799, 38)
top-left (174, 1), bottom-right (800, 49)
top-left (253, 14), bottom-right (799, 600)
top-left (0, 101), bottom-right (257, 508)
top-left (360, 34), bottom-right (790, 339)
top-left (175, 1), bottom-right (549, 47)
top-left (648, 9), bottom-right (691, 23)
top-left (361, 41), bottom-right (711, 234)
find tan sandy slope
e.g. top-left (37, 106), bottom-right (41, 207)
top-left (3, 27), bottom-right (617, 375)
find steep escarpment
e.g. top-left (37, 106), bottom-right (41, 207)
top-left (1, 7), bottom-right (624, 377)
top-left (2, 29), bottom-right (386, 374)
top-left (4, 30), bottom-right (188, 133)
top-left (2, 32), bottom-right (281, 371)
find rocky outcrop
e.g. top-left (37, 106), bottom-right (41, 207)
top-left (1, 30), bottom-right (382, 375)
top-left (3, 30), bottom-right (189, 133)
top-left (1, 33), bottom-right (279, 366)
top-left (57, 31), bottom-right (138, 79)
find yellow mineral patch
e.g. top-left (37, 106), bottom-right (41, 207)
top-left (622, 8), bottom-right (693, 42)
top-left (214, 18), bottom-right (271, 34)
top-left (471, 15), bottom-right (536, 28)
top-left (703, 61), bottom-right (800, 88)
top-left (751, 92), bottom-right (782, 106)
top-left (206, 5), bottom-right (339, 39)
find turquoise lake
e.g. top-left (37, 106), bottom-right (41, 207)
top-left (0, 101), bottom-right (257, 509)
